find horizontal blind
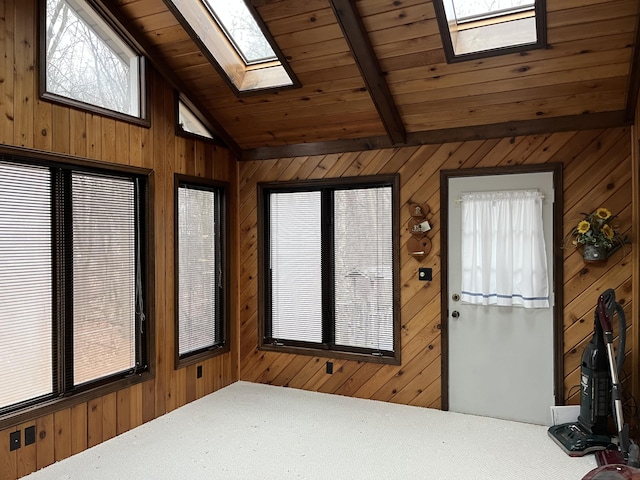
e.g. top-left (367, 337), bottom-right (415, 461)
top-left (334, 187), bottom-right (394, 352)
top-left (177, 185), bottom-right (219, 356)
top-left (270, 191), bottom-right (322, 343)
top-left (0, 162), bottom-right (53, 410)
top-left (72, 172), bottom-right (136, 386)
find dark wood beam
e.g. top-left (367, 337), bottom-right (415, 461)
top-left (329, 0), bottom-right (406, 145)
top-left (241, 110), bottom-right (629, 160)
top-left (95, 0), bottom-right (242, 159)
top-left (624, 3), bottom-right (640, 122)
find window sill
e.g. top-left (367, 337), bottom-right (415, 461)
top-left (0, 371), bottom-right (153, 431)
top-left (175, 344), bottom-right (231, 370)
top-left (259, 343), bottom-right (400, 366)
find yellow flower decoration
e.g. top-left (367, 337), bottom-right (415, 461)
top-left (577, 220), bottom-right (591, 234)
top-left (602, 224), bottom-right (614, 239)
top-left (596, 208), bottom-right (611, 220)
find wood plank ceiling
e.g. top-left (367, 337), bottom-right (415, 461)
top-left (110, 0), bottom-right (640, 159)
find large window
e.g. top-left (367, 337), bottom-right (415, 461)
top-left (175, 176), bottom-right (229, 367)
top-left (0, 156), bottom-right (148, 417)
top-left (259, 176), bottom-right (400, 364)
top-left (42, 0), bottom-right (146, 122)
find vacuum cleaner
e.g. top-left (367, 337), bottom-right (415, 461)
top-left (548, 289), bottom-right (630, 458)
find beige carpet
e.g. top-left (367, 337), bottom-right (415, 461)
top-left (23, 381), bottom-right (596, 479)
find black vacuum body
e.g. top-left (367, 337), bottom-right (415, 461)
top-left (578, 317), bottom-right (612, 435)
top-left (548, 289), bottom-right (627, 457)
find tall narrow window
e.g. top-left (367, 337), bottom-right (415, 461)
top-left (260, 175), bottom-right (400, 364)
top-left (0, 157), bottom-right (148, 417)
top-left (433, 0), bottom-right (546, 62)
top-left (175, 175), bottom-right (229, 367)
top-left (43, 0), bottom-right (146, 121)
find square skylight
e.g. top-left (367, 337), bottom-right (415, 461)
top-left (433, 0), bottom-right (546, 62)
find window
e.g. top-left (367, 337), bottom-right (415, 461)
top-left (175, 175), bottom-right (229, 367)
top-left (177, 100), bottom-right (215, 140)
top-left (167, 0), bottom-right (299, 94)
top-left (433, 0), bottom-right (546, 62)
top-left (259, 176), bottom-right (400, 364)
top-left (42, 0), bottom-right (146, 122)
top-left (0, 156), bottom-right (148, 417)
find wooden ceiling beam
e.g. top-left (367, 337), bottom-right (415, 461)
top-left (241, 111), bottom-right (629, 160)
top-left (624, 4), bottom-right (640, 122)
top-left (329, 0), bottom-right (406, 145)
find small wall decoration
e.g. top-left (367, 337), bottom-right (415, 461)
top-left (567, 207), bottom-right (627, 262)
top-left (407, 202), bottom-right (432, 259)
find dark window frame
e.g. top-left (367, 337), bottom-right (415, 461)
top-left (0, 146), bottom-right (153, 429)
top-left (258, 175), bottom-right (401, 365)
top-left (174, 174), bottom-right (230, 369)
top-left (174, 94), bottom-right (219, 144)
top-left (38, 0), bottom-right (150, 127)
top-left (432, 0), bottom-right (547, 63)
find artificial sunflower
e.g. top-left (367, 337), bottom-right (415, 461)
top-left (569, 207), bottom-right (624, 252)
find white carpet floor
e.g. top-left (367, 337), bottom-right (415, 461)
top-left (23, 381), bottom-right (596, 479)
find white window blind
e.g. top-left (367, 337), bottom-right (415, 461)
top-left (177, 185), bottom-right (220, 357)
top-left (269, 191), bottom-right (322, 343)
top-left (0, 163), bottom-right (53, 410)
top-left (334, 187), bottom-right (394, 351)
top-left (72, 172), bottom-right (136, 385)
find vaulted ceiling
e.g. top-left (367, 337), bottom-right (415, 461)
top-left (109, 0), bottom-right (640, 159)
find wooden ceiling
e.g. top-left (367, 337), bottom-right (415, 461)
top-left (109, 0), bottom-right (640, 159)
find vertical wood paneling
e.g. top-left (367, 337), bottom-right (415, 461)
top-left (0, 2), bottom-right (239, 478)
top-left (15, 422), bottom-right (36, 478)
top-left (0, 427), bottom-right (16, 480)
top-left (35, 415), bottom-right (54, 470)
top-left (53, 409), bottom-right (71, 462)
top-left (70, 404), bottom-right (87, 455)
top-left (238, 127), bottom-right (634, 427)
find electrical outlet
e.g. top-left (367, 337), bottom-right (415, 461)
top-left (418, 267), bottom-right (432, 281)
top-left (326, 361), bottom-right (333, 374)
top-left (24, 426), bottom-right (36, 446)
top-left (197, 365), bottom-right (203, 378)
top-left (9, 431), bottom-right (20, 451)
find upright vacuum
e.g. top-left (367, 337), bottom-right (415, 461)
top-left (548, 289), bottom-right (631, 459)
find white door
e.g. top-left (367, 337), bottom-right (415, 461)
top-left (447, 172), bottom-right (556, 425)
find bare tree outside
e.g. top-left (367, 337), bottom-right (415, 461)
top-left (452, 0), bottom-right (534, 19)
top-left (46, 0), bottom-right (138, 115)
top-left (203, 0), bottom-right (276, 64)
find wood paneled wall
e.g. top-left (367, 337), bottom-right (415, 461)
top-left (238, 128), bottom-right (635, 419)
top-left (0, 1), bottom-right (239, 479)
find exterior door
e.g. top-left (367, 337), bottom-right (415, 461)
top-left (444, 168), bottom-right (560, 425)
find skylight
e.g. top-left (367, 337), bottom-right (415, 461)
top-left (433, 0), bottom-right (545, 62)
top-left (167, 0), bottom-right (298, 94)
top-left (203, 0), bottom-right (277, 65)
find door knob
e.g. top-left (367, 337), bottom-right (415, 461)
top-left (451, 311), bottom-right (460, 318)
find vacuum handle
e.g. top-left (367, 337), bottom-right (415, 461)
top-left (597, 294), bottom-right (613, 335)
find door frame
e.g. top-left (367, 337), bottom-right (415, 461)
top-left (439, 163), bottom-right (564, 411)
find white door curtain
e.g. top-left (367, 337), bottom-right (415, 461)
top-left (460, 190), bottom-right (549, 308)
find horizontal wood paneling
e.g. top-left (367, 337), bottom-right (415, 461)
top-left (238, 127), bottom-right (634, 428)
top-left (110, 0), bottom-right (638, 149)
top-left (0, 1), bottom-right (239, 478)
